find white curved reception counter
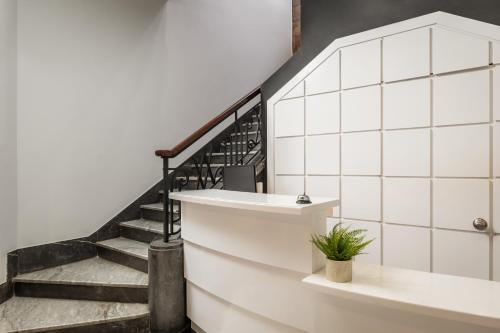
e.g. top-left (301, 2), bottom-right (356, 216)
top-left (171, 189), bottom-right (500, 333)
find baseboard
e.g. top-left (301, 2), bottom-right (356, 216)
top-left (191, 322), bottom-right (205, 333)
top-left (0, 280), bottom-right (13, 305)
top-left (8, 238), bottom-right (97, 277)
top-left (14, 282), bottom-right (148, 304)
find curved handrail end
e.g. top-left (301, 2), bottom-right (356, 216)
top-left (155, 150), bottom-right (175, 158)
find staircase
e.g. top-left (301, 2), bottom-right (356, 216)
top-left (0, 89), bottom-right (264, 333)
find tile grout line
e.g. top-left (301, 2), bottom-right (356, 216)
top-left (380, 37), bottom-right (385, 266)
top-left (430, 40), bottom-right (434, 272)
top-left (338, 49), bottom-right (343, 223)
top-left (489, 58), bottom-right (494, 281)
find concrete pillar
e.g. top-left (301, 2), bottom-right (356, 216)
top-left (149, 239), bottom-right (188, 333)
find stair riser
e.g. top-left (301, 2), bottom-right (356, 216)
top-left (190, 154), bottom-right (255, 165)
top-left (141, 208), bottom-right (164, 222)
top-left (141, 207), bottom-right (181, 223)
top-left (39, 316), bottom-right (149, 333)
top-left (14, 282), bottom-right (148, 304)
top-left (120, 226), bottom-right (162, 243)
top-left (97, 247), bottom-right (148, 274)
top-left (220, 142), bottom-right (261, 152)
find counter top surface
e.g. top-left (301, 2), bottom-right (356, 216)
top-left (303, 263), bottom-right (500, 329)
top-left (169, 189), bottom-right (338, 215)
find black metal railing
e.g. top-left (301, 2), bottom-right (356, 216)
top-left (155, 88), bottom-right (265, 242)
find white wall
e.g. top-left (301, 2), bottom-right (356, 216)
top-left (0, 0), bottom-right (17, 283)
top-left (270, 15), bottom-right (500, 281)
top-left (163, 0), bottom-right (292, 166)
top-left (16, 0), bottom-right (291, 248)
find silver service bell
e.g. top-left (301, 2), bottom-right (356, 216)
top-left (296, 193), bottom-right (312, 204)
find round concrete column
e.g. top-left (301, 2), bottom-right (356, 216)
top-left (149, 239), bottom-right (188, 333)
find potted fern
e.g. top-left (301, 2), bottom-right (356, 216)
top-left (311, 223), bottom-right (373, 283)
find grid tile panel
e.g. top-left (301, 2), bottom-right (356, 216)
top-left (274, 24), bottom-right (500, 281)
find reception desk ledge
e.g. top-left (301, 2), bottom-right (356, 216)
top-left (170, 189), bottom-right (338, 215)
top-left (303, 262), bottom-right (500, 329)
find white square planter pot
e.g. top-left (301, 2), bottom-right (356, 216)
top-left (325, 259), bottom-right (353, 283)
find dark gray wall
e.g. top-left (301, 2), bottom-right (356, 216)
top-left (262, 0), bottom-right (500, 100)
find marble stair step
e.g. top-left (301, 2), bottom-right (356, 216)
top-left (121, 219), bottom-right (180, 234)
top-left (0, 297), bottom-right (149, 333)
top-left (120, 219), bottom-right (162, 243)
top-left (13, 257), bottom-right (148, 303)
top-left (141, 202), bottom-right (164, 212)
top-left (140, 202), bottom-right (179, 222)
top-left (96, 238), bottom-right (149, 273)
top-left (122, 219), bottom-right (163, 233)
top-left (120, 219), bottom-right (180, 243)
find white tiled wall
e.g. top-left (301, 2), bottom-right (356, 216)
top-left (495, 181), bottom-right (500, 231)
top-left (495, 69), bottom-right (500, 121)
top-left (432, 27), bottom-right (490, 74)
top-left (341, 132), bottom-right (381, 175)
top-left (341, 85), bottom-right (381, 132)
top-left (494, 236), bottom-right (500, 281)
top-left (494, 43), bottom-right (500, 65)
top-left (306, 135), bottom-right (340, 175)
top-left (383, 129), bottom-right (430, 177)
top-left (433, 179), bottom-right (490, 232)
top-left (306, 93), bottom-right (340, 135)
top-left (273, 25), bottom-right (499, 280)
top-left (306, 52), bottom-right (340, 95)
top-left (433, 229), bottom-right (490, 279)
top-left (383, 224), bottom-right (431, 271)
top-left (382, 27), bottom-right (430, 82)
top-left (433, 125), bottom-right (490, 177)
top-left (282, 82), bottom-right (304, 100)
top-left (341, 39), bottom-right (381, 89)
top-left (274, 98), bottom-right (304, 137)
top-left (495, 124), bottom-right (500, 176)
top-left (275, 137), bottom-right (304, 175)
top-left (341, 177), bottom-right (381, 221)
top-left (383, 178), bottom-right (430, 227)
top-left (306, 176), bottom-right (340, 217)
top-left (275, 175), bottom-right (304, 195)
top-left (383, 78), bottom-right (430, 129)
top-left (433, 70), bottom-right (490, 126)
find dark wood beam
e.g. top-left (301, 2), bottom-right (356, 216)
top-left (292, 0), bottom-right (301, 53)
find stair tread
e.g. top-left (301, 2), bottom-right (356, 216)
top-left (0, 297), bottom-right (148, 333)
top-left (120, 219), bottom-right (163, 234)
top-left (14, 257), bottom-right (148, 288)
top-left (211, 151), bottom-right (256, 156)
top-left (120, 219), bottom-right (180, 235)
top-left (96, 237), bottom-right (149, 260)
top-left (140, 202), bottom-right (180, 213)
top-left (230, 131), bottom-right (258, 136)
top-left (185, 163), bottom-right (226, 167)
top-left (140, 202), bottom-right (163, 211)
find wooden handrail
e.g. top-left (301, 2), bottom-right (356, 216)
top-left (155, 87), bottom-right (261, 158)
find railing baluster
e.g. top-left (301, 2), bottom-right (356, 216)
top-left (234, 112), bottom-right (238, 165)
top-left (229, 135), bottom-right (233, 165)
top-left (245, 121), bottom-right (250, 160)
top-left (239, 118), bottom-right (243, 165)
top-left (223, 141), bottom-right (227, 166)
top-left (162, 158), bottom-right (170, 242)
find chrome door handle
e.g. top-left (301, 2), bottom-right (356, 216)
top-left (472, 218), bottom-right (488, 231)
